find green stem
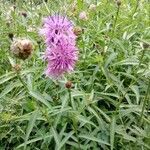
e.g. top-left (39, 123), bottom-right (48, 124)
top-left (133, 0), bottom-right (140, 16)
top-left (68, 89), bottom-right (81, 149)
top-left (17, 72), bottom-right (28, 91)
top-left (138, 48), bottom-right (145, 68)
top-left (111, 5), bottom-right (120, 38)
top-left (139, 80), bottom-right (150, 125)
top-left (107, 4), bottom-right (120, 50)
top-left (72, 120), bottom-right (81, 150)
top-left (68, 88), bottom-right (73, 108)
top-left (68, 89), bottom-right (71, 100)
top-left (114, 90), bottom-right (128, 116)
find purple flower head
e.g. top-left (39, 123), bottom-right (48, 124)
top-left (40, 14), bottom-right (76, 47)
top-left (45, 34), bottom-right (78, 78)
top-left (40, 14), bottom-right (78, 78)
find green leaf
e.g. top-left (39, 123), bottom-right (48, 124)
top-left (77, 0), bottom-right (83, 10)
top-left (94, 106), bottom-right (111, 123)
top-left (24, 110), bottom-right (39, 150)
top-left (113, 57), bottom-right (139, 66)
top-left (58, 131), bottom-right (74, 150)
top-left (29, 90), bottom-right (52, 109)
top-left (52, 127), bottom-right (60, 148)
top-left (16, 134), bottom-right (53, 149)
top-left (110, 116), bottom-right (116, 150)
top-left (0, 72), bottom-right (16, 85)
top-left (104, 52), bottom-right (117, 68)
top-left (77, 115), bottom-right (97, 128)
top-left (79, 134), bottom-right (110, 146)
top-left (0, 82), bottom-right (22, 99)
top-left (130, 85), bottom-right (140, 104)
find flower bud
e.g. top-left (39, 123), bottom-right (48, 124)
top-left (13, 5), bottom-right (16, 10)
top-left (116, 0), bottom-right (121, 6)
top-left (8, 33), bottom-right (14, 41)
top-left (37, 40), bottom-right (41, 45)
top-left (73, 26), bottom-right (82, 36)
top-left (65, 81), bottom-right (72, 89)
top-left (79, 11), bottom-right (88, 21)
top-left (12, 64), bottom-right (21, 72)
top-left (143, 42), bottom-right (150, 49)
top-left (89, 4), bottom-right (96, 11)
top-left (21, 12), bottom-right (27, 17)
top-left (10, 38), bottom-right (33, 60)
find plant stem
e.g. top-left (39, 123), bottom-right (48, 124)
top-left (68, 89), bottom-right (81, 149)
top-left (17, 72), bottom-right (28, 91)
top-left (138, 48), bottom-right (145, 68)
top-left (72, 120), bottom-right (81, 150)
top-left (133, 0), bottom-right (140, 16)
top-left (114, 90), bottom-right (128, 116)
top-left (107, 4), bottom-right (120, 50)
top-left (68, 88), bottom-right (71, 101)
top-left (139, 80), bottom-right (150, 125)
top-left (68, 88), bottom-right (74, 109)
top-left (111, 5), bottom-right (120, 38)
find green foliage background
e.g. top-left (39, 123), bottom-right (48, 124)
top-left (0, 0), bottom-right (150, 149)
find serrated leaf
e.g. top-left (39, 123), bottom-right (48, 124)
top-left (29, 90), bottom-right (51, 109)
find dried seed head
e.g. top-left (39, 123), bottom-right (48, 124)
top-left (65, 81), bottom-right (72, 89)
top-left (89, 4), bottom-right (96, 11)
top-left (10, 38), bottom-right (33, 60)
top-left (79, 11), bottom-right (88, 21)
top-left (73, 26), bottom-right (82, 36)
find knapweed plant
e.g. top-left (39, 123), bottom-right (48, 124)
top-left (0, 0), bottom-right (150, 150)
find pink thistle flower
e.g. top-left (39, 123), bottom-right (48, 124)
top-left (39, 14), bottom-right (76, 47)
top-left (40, 14), bottom-right (78, 78)
top-left (44, 34), bottom-right (78, 78)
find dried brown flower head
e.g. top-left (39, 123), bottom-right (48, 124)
top-left (65, 81), bottom-right (72, 89)
top-left (10, 38), bottom-right (33, 60)
top-left (73, 26), bottom-right (82, 36)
